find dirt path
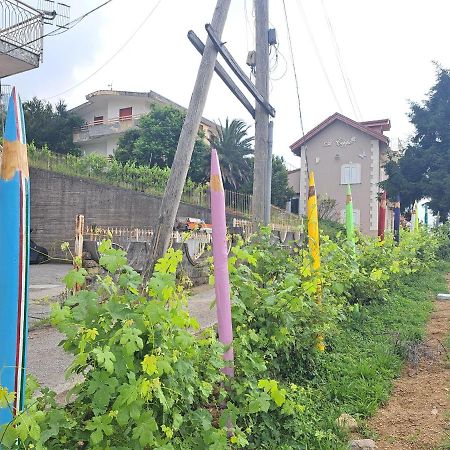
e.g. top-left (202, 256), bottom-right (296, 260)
top-left (368, 277), bottom-right (450, 449)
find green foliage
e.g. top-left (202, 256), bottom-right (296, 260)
top-left (382, 64), bottom-right (450, 220)
top-left (22, 97), bottom-right (83, 155)
top-left (210, 118), bottom-right (254, 191)
top-left (0, 227), bottom-right (445, 449)
top-left (270, 156), bottom-right (295, 208)
top-left (115, 105), bottom-right (210, 183)
top-left (28, 144), bottom-right (203, 198)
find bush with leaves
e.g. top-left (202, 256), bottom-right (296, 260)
top-left (28, 144), bottom-right (203, 197)
top-left (0, 226), bottom-right (444, 449)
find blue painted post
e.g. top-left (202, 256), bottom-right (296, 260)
top-left (0, 88), bottom-right (30, 427)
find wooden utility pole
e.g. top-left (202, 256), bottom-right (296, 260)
top-left (144, 0), bottom-right (231, 281)
top-left (252, 0), bottom-right (270, 226)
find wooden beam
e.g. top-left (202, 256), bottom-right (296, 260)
top-left (188, 30), bottom-right (255, 119)
top-left (143, 0), bottom-right (232, 281)
top-left (205, 23), bottom-right (275, 118)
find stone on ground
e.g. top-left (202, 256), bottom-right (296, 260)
top-left (349, 439), bottom-right (376, 449)
top-left (336, 413), bottom-right (358, 431)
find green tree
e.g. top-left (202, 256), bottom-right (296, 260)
top-left (383, 64), bottom-right (450, 221)
top-left (271, 155), bottom-right (295, 208)
top-left (115, 105), bottom-right (210, 183)
top-left (209, 118), bottom-right (254, 191)
top-left (23, 97), bottom-right (83, 154)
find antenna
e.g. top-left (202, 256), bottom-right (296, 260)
top-left (36, 0), bottom-right (70, 28)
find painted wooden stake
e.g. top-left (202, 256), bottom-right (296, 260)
top-left (424, 205), bottom-right (429, 227)
top-left (307, 171), bottom-right (321, 271)
top-left (0, 88), bottom-right (30, 426)
top-left (73, 214), bottom-right (85, 293)
top-left (306, 171), bottom-right (324, 352)
top-left (345, 184), bottom-right (355, 251)
top-left (377, 191), bottom-right (387, 241)
top-left (393, 194), bottom-right (401, 244)
top-left (210, 149), bottom-right (234, 377)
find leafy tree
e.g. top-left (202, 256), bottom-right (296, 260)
top-left (115, 105), bottom-right (210, 183)
top-left (382, 64), bottom-right (450, 221)
top-left (209, 118), bottom-right (254, 191)
top-left (22, 97), bottom-right (83, 154)
top-left (270, 155), bottom-right (295, 208)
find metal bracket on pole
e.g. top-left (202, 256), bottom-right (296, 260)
top-left (188, 30), bottom-right (255, 119)
top-left (205, 23), bottom-right (276, 118)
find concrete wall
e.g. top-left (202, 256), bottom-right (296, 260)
top-left (30, 167), bottom-right (224, 258)
top-left (297, 121), bottom-right (389, 235)
top-left (288, 169), bottom-right (301, 196)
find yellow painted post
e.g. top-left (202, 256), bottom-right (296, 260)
top-left (306, 171), bottom-right (324, 352)
top-left (307, 171), bottom-right (321, 271)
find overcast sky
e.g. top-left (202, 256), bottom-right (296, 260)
top-left (6, 0), bottom-right (450, 169)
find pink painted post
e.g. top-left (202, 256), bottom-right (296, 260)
top-left (210, 149), bottom-right (234, 377)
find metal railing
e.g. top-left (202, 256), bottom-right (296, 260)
top-left (28, 151), bottom-right (303, 230)
top-left (75, 114), bottom-right (144, 133)
top-left (0, 0), bottom-right (44, 56)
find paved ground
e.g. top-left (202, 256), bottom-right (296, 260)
top-left (29, 263), bottom-right (69, 325)
top-left (27, 263), bottom-right (216, 396)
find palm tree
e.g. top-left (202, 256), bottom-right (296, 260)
top-left (209, 118), bottom-right (254, 191)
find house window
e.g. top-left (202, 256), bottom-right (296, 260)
top-left (341, 163), bottom-right (361, 184)
top-left (340, 208), bottom-right (360, 227)
top-left (119, 107), bottom-right (133, 121)
top-left (93, 115), bottom-right (103, 124)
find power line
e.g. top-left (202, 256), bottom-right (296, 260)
top-left (282, 0), bottom-right (304, 136)
top-left (45, 0), bottom-right (163, 100)
top-left (320, 0), bottom-right (362, 120)
top-left (5, 0), bottom-right (114, 55)
top-left (294, 0), bottom-right (343, 113)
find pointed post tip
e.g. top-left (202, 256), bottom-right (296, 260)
top-left (210, 148), bottom-right (223, 192)
top-left (1, 87), bottom-right (29, 180)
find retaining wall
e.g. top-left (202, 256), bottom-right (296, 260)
top-left (30, 167), bottom-right (243, 258)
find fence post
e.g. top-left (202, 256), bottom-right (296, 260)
top-left (74, 214), bottom-right (85, 293)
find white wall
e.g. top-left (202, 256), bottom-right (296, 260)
top-left (106, 96), bottom-right (151, 119)
top-left (82, 140), bottom-right (108, 156)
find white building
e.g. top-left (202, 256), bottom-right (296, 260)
top-left (71, 90), bottom-right (218, 156)
top-left (289, 113), bottom-right (392, 235)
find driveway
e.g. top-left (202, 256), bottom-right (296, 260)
top-left (26, 263), bottom-right (217, 396)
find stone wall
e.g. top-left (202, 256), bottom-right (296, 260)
top-left (30, 168), bottom-right (236, 258)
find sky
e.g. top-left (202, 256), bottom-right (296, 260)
top-left (5, 0), bottom-right (450, 170)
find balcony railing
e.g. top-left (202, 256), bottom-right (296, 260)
top-left (0, 0), bottom-right (44, 57)
top-left (73, 114), bottom-right (143, 143)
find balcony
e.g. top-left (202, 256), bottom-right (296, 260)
top-left (0, 0), bottom-right (44, 77)
top-left (73, 115), bottom-right (142, 143)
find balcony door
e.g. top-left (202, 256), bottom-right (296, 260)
top-left (119, 107), bottom-right (132, 121)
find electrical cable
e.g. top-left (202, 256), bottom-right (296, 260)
top-left (282, 0), bottom-right (305, 136)
top-left (4, 0), bottom-right (114, 55)
top-left (294, 0), bottom-right (343, 113)
top-left (45, 0), bottom-right (163, 100)
top-left (320, 0), bottom-right (362, 120)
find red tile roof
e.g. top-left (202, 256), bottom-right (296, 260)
top-left (290, 112), bottom-right (389, 156)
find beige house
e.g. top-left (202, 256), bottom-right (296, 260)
top-left (290, 113), bottom-right (391, 235)
top-left (71, 90), bottom-right (218, 156)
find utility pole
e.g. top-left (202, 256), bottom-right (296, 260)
top-left (144, 0), bottom-right (231, 281)
top-left (252, 0), bottom-right (270, 226)
top-left (264, 120), bottom-right (273, 225)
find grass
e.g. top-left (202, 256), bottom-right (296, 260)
top-left (295, 261), bottom-right (450, 449)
